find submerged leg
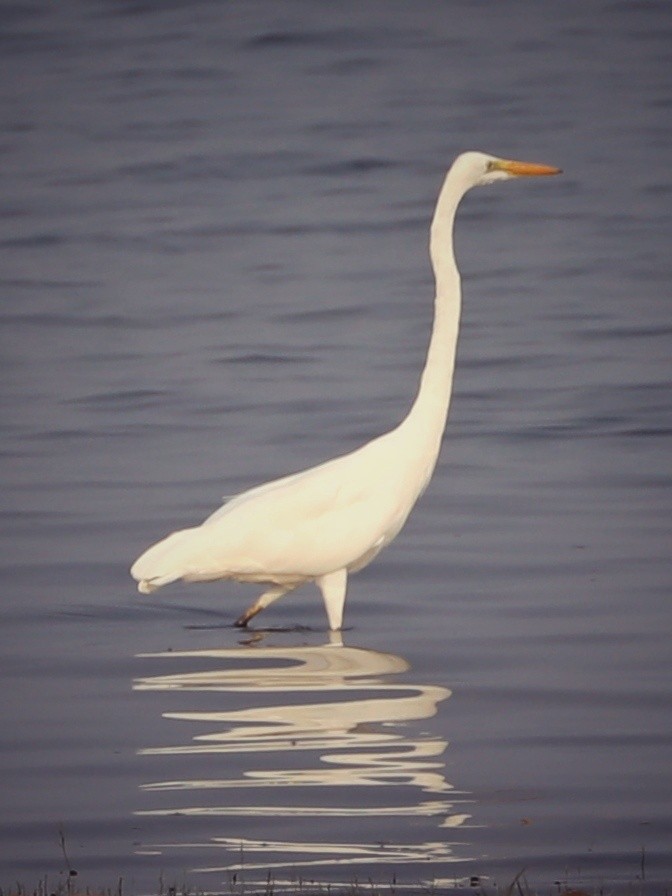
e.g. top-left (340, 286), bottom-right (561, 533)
top-left (316, 568), bottom-right (348, 631)
top-left (234, 584), bottom-right (293, 628)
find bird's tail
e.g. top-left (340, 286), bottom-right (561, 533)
top-left (131, 526), bottom-right (206, 594)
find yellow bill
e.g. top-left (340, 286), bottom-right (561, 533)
top-left (491, 159), bottom-right (562, 177)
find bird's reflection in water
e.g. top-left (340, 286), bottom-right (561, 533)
top-left (133, 633), bottom-right (472, 883)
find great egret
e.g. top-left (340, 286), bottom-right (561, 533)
top-left (131, 151), bottom-right (560, 630)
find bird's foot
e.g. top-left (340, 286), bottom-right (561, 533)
top-left (234, 605), bottom-right (261, 628)
top-left (234, 613), bottom-right (250, 628)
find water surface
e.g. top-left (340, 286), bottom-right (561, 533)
top-left (1, 0), bottom-right (670, 892)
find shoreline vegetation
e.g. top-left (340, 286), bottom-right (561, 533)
top-left (1, 870), bottom-right (662, 896)
top-left (2, 837), bottom-right (662, 896)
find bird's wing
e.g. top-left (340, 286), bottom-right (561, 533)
top-left (202, 432), bottom-right (392, 528)
top-left (189, 430), bottom-right (410, 578)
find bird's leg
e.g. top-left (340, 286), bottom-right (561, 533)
top-left (316, 568), bottom-right (348, 631)
top-left (234, 584), bottom-right (292, 628)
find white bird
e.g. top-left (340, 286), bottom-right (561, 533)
top-left (131, 151), bottom-right (560, 630)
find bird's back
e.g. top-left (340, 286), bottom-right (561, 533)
top-left (132, 421), bottom-right (433, 591)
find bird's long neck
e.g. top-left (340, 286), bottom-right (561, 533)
top-left (400, 168), bottom-right (465, 455)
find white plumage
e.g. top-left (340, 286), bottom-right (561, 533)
top-left (131, 151), bottom-right (560, 629)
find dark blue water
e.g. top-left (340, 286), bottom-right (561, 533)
top-left (1, 1), bottom-right (670, 892)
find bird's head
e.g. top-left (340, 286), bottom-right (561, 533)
top-left (454, 151), bottom-right (562, 188)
